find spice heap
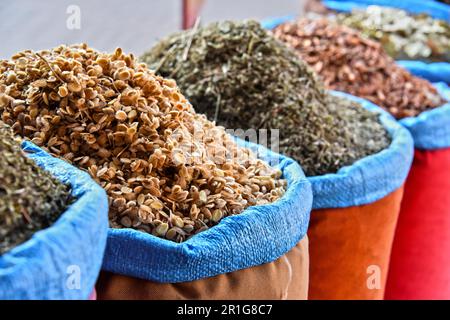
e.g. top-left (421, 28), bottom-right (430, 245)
top-left (0, 44), bottom-right (286, 242)
top-left (304, 0), bottom-right (331, 14)
top-left (337, 6), bottom-right (450, 62)
top-left (0, 122), bottom-right (71, 254)
top-left (272, 18), bottom-right (445, 119)
top-left (141, 20), bottom-right (390, 176)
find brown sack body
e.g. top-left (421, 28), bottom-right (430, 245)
top-left (97, 236), bottom-right (309, 300)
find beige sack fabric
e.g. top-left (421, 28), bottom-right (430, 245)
top-left (97, 236), bottom-right (309, 300)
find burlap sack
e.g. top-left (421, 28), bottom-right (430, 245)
top-left (0, 142), bottom-right (108, 300)
top-left (386, 83), bottom-right (450, 300)
top-left (97, 236), bottom-right (309, 300)
top-left (97, 140), bottom-right (312, 300)
top-left (307, 92), bottom-right (414, 300)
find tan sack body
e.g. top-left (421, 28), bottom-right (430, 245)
top-left (97, 236), bottom-right (309, 300)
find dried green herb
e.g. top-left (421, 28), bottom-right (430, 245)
top-left (141, 20), bottom-right (390, 176)
top-left (337, 5), bottom-right (450, 62)
top-left (0, 121), bottom-right (72, 255)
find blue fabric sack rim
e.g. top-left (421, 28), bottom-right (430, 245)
top-left (0, 141), bottom-right (109, 300)
top-left (399, 82), bottom-right (450, 150)
top-left (398, 61), bottom-right (450, 85)
top-left (102, 139), bottom-right (312, 283)
top-left (309, 91), bottom-right (414, 209)
top-left (431, 0), bottom-right (450, 10)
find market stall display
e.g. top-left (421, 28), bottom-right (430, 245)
top-left (0, 43), bottom-right (312, 299)
top-left (142, 20), bottom-right (414, 300)
top-left (271, 16), bottom-right (450, 300)
top-left (0, 0), bottom-right (448, 301)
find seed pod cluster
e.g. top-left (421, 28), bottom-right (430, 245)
top-left (273, 18), bottom-right (445, 119)
top-left (141, 20), bottom-right (390, 176)
top-left (0, 121), bottom-right (72, 254)
top-left (0, 44), bottom-right (286, 242)
top-left (337, 6), bottom-right (450, 62)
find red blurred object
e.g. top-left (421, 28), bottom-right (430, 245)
top-left (89, 289), bottom-right (97, 300)
top-left (386, 148), bottom-right (450, 300)
top-left (182, 0), bottom-right (205, 29)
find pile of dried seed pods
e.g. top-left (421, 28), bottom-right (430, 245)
top-left (272, 18), bottom-right (445, 119)
top-left (0, 44), bottom-right (286, 242)
top-left (0, 121), bottom-right (72, 254)
top-left (142, 20), bottom-right (390, 176)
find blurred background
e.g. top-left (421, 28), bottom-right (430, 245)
top-left (0, 0), bottom-right (304, 59)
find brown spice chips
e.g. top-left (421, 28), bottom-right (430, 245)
top-left (273, 18), bottom-right (445, 119)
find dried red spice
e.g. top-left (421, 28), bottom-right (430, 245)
top-left (273, 18), bottom-right (445, 119)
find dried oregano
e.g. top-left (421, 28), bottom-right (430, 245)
top-left (0, 44), bottom-right (286, 242)
top-left (337, 6), bottom-right (450, 62)
top-left (0, 121), bottom-right (72, 254)
top-left (141, 20), bottom-right (390, 176)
